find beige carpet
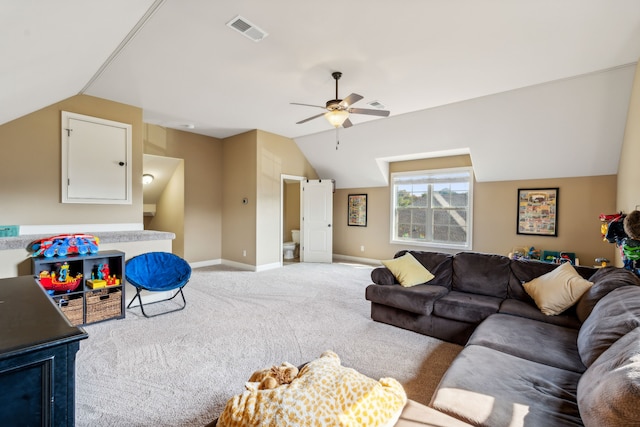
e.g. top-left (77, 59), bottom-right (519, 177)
top-left (75, 261), bottom-right (461, 426)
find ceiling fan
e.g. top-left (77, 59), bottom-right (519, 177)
top-left (292, 71), bottom-right (390, 129)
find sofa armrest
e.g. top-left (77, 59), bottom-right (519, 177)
top-left (372, 267), bottom-right (397, 285)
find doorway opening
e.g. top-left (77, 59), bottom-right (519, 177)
top-left (143, 154), bottom-right (185, 257)
top-left (281, 174), bottom-right (303, 266)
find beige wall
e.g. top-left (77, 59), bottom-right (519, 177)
top-left (0, 94), bottom-right (143, 226)
top-left (221, 130), bottom-right (318, 267)
top-left (222, 131), bottom-right (258, 264)
top-left (334, 155), bottom-right (617, 267)
top-left (143, 125), bottom-right (222, 263)
top-left (147, 160), bottom-right (185, 257)
top-left (256, 130), bottom-right (318, 266)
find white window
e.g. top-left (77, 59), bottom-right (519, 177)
top-left (390, 167), bottom-right (473, 250)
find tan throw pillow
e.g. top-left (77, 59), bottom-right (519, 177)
top-left (381, 252), bottom-right (435, 287)
top-left (523, 262), bottom-right (593, 315)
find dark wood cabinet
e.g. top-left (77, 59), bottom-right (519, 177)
top-left (0, 276), bottom-right (88, 426)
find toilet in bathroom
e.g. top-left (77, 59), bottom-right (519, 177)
top-left (283, 229), bottom-right (300, 260)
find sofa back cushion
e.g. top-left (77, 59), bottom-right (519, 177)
top-left (577, 327), bottom-right (640, 427)
top-left (452, 252), bottom-right (510, 298)
top-left (397, 251), bottom-right (454, 290)
top-left (508, 259), bottom-right (596, 302)
top-left (577, 285), bottom-right (640, 367)
top-left (576, 266), bottom-right (640, 322)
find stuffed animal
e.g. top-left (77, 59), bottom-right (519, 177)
top-left (248, 362), bottom-right (299, 390)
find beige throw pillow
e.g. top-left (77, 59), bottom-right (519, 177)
top-left (381, 253), bottom-right (434, 287)
top-left (523, 262), bottom-right (593, 315)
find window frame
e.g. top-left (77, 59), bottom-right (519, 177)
top-left (389, 166), bottom-right (474, 250)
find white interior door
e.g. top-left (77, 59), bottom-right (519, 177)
top-left (301, 179), bottom-right (333, 263)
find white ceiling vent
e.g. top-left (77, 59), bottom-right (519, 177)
top-left (226, 15), bottom-right (268, 42)
top-left (367, 100), bottom-right (386, 109)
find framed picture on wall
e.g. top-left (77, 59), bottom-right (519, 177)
top-left (517, 188), bottom-right (558, 236)
top-left (348, 194), bottom-right (368, 227)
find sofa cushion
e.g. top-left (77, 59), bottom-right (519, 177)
top-left (509, 258), bottom-right (596, 301)
top-left (578, 327), bottom-right (640, 427)
top-left (381, 252), bottom-right (434, 287)
top-left (522, 262), bottom-right (593, 316)
top-left (432, 291), bottom-right (501, 324)
top-left (452, 252), bottom-right (511, 298)
top-left (577, 285), bottom-right (640, 367)
top-left (575, 266), bottom-right (640, 322)
top-left (498, 298), bottom-right (581, 329)
top-left (431, 345), bottom-right (583, 427)
top-left (365, 284), bottom-right (449, 316)
top-left (398, 250), bottom-right (454, 290)
top-left (467, 313), bottom-right (585, 373)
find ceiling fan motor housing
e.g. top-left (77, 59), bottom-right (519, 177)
top-left (326, 99), bottom-right (343, 110)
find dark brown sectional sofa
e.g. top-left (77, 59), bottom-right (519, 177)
top-left (366, 250), bottom-right (640, 427)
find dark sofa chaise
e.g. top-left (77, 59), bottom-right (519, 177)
top-left (366, 250), bottom-right (640, 427)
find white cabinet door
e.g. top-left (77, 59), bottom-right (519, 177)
top-left (61, 112), bottom-right (132, 204)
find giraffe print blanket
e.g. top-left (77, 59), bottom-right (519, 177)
top-left (217, 350), bottom-right (407, 427)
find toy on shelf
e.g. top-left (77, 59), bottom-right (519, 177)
top-left (37, 262), bottom-right (83, 293)
top-left (87, 264), bottom-right (120, 289)
top-left (541, 250), bottom-right (576, 265)
top-left (29, 234), bottom-right (100, 258)
top-left (509, 246), bottom-right (541, 261)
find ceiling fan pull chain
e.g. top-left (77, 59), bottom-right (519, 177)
top-left (335, 128), bottom-right (340, 150)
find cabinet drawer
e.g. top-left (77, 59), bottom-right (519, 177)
top-left (86, 288), bottom-right (122, 324)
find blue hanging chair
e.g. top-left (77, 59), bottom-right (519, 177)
top-left (125, 252), bottom-right (191, 317)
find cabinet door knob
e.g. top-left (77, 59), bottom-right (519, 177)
top-left (118, 162), bottom-right (125, 166)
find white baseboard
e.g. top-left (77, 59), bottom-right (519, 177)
top-left (125, 283), bottom-right (175, 307)
top-left (255, 262), bottom-right (281, 272)
top-left (189, 259), bottom-right (222, 269)
top-left (221, 259), bottom-right (257, 271)
top-left (332, 254), bottom-right (382, 266)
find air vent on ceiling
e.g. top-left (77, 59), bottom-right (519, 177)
top-left (367, 100), bottom-right (386, 109)
top-left (226, 15), bottom-right (268, 42)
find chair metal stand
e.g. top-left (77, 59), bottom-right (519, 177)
top-left (126, 286), bottom-right (187, 318)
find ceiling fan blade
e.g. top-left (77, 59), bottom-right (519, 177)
top-left (339, 93), bottom-right (363, 108)
top-left (349, 107), bottom-right (390, 117)
top-left (291, 102), bottom-right (326, 109)
top-left (342, 117), bottom-right (353, 128)
top-left (296, 112), bottom-right (326, 124)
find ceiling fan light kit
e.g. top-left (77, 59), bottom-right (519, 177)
top-left (292, 71), bottom-right (390, 129)
top-left (325, 110), bottom-right (349, 127)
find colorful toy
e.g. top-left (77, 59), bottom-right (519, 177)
top-left (37, 262), bottom-right (83, 293)
top-left (29, 234), bottom-right (99, 258)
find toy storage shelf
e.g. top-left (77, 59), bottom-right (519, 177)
top-left (32, 250), bottom-right (125, 326)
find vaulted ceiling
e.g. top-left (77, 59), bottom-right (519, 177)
top-left (4, 1), bottom-right (640, 188)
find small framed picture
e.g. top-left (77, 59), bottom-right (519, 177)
top-left (517, 188), bottom-right (558, 236)
top-left (348, 194), bottom-right (367, 227)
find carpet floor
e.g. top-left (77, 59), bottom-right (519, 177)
top-left (75, 261), bottom-right (461, 426)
